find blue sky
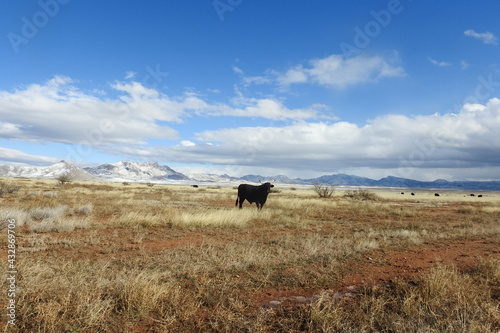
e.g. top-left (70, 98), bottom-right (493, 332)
top-left (1, 0), bottom-right (500, 180)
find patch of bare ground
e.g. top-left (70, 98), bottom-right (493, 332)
top-left (343, 237), bottom-right (499, 287)
top-left (256, 237), bottom-right (500, 308)
top-left (16, 226), bottom-right (229, 261)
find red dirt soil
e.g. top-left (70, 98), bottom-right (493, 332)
top-left (256, 237), bottom-right (500, 307)
top-left (343, 238), bottom-right (499, 286)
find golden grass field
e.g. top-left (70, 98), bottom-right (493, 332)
top-left (0, 178), bottom-right (499, 332)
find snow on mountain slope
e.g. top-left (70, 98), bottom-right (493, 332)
top-left (3, 161), bottom-right (500, 190)
top-left (0, 161), bottom-right (100, 181)
top-left (84, 161), bottom-right (188, 182)
top-left (183, 172), bottom-right (237, 183)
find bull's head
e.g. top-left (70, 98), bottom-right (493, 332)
top-left (260, 181), bottom-right (274, 193)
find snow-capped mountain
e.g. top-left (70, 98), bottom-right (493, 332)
top-left (2, 161), bottom-right (500, 189)
top-left (183, 172), bottom-right (238, 183)
top-left (84, 161), bottom-right (188, 182)
top-left (0, 161), bottom-right (100, 181)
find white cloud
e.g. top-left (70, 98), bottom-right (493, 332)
top-left (124, 71), bottom-right (137, 80)
top-left (235, 54), bottom-right (405, 90)
top-left (428, 57), bottom-right (452, 67)
top-left (204, 97), bottom-right (328, 121)
top-left (231, 66), bottom-right (244, 75)
top-left (232, 65), bottom-right (273, 86)
top-left (0, 147), bottom-right (60, 165)
top-left (124, 98), bottom-right (500, 180)
top-left (303, 54), bottom-right (405, 88)
top-left (0, 76), bottom-right (328, 163)
top-left (0, 76), bottom-right (185, 146)
top-left (5, 77), bottom-right (500, 181)
top-left (180, 140), bottom-right (196, 147)
top-left (464, 29), bottom-right (498, 45)
top-left (276, 65), bottom-right (309, 86)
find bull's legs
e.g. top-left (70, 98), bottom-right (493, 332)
top-left (236, 197), bottom-right (244, 209)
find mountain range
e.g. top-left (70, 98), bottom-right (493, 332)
top-left (0, 161), bottom-right (100, 182)
top-left (84, 161), bottom-right (188, 182)
top-left (1, 161), bottom-right (500, 190)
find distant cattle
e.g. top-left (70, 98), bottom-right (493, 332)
top-left (235, 182), bottom-right (274, 210)
top-left (401, 192), bottom-right (405, 195)
top-left (470, 194), bottom-right (475, 197)
top-left (478, 195), bottom-right (483, 198)
top-left (411, 193), bottom-right (415, 196)
top-left (434, 193), bottom-right (440, 197)
top-left (191, 185), bottom-right (199, 188)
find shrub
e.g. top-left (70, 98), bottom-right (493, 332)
top-left (343, 189), bottom-right (380, 201)
top-left (457, 206), bottom-right (475, 214)
top-left (57, 174), bottom-right (72, 185)
top-left (0, 181), bottom-right (19, 197)
top-left (0, 208), bottom-right (31, 228)
top-left (30, 217), bottom-right (90, 233)
top-left (30, 206), bottom-right (69, 221)
top-left (313, 184), bottom-right (334, 198)
top-left (75, 204), bottom-right (93, 216)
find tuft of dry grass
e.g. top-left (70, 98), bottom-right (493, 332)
top-left (0, 208), bottom-right (31, 228)
top-left (29, 216), bottom-right (90, 233)
top-left (304, 263), bottom-right (500, 332)
top-left (0, 181), bottom-right (19, 197)
top-left (172, 208), bottom-right (261, 228)
top-left (1, 204), bottom-right (92, 232)
top-left (343, 189), bottom-right (381, 201)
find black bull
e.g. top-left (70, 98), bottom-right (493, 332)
top-left (235, 183), bottom-right (274, 210)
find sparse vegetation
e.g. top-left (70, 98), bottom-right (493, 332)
top-left (57, 174), bottom-right (72, 185)
top-left (313, 183), bottom-right (335, 198)
top-left (0, 179), bottom-right (499, 332)
top-left (344, 188), bottom-right (381, 201)
top-left (0, 181), bottom-right (19, 197)
top-left (307, 264), bottom-right (500, 332)
top-left (75, 203), bottom-right (93, 215)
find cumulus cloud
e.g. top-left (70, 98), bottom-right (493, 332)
top-left (4, 77), bottom-right (500, 180)
top-left (0, 76), bottom-right (184, 146)
top-left (0, 76), bottom-right (324, 154)
top-left (126, 98), bottom-right (500, 180)
top-left (464, 29), bottom-right (498, 45)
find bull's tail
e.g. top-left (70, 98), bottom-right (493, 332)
top-left (235, 196), bottom-right (239, 207)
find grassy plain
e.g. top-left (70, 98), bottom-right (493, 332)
top-left (0, 178), bottom-right (499, 332)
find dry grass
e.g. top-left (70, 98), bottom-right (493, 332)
top-left (0, 178), bottom-right (499, 332)
top-left (172, 208), bottom-right (262, 228)
top-left (306, 262), bottom-right (500, 332)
